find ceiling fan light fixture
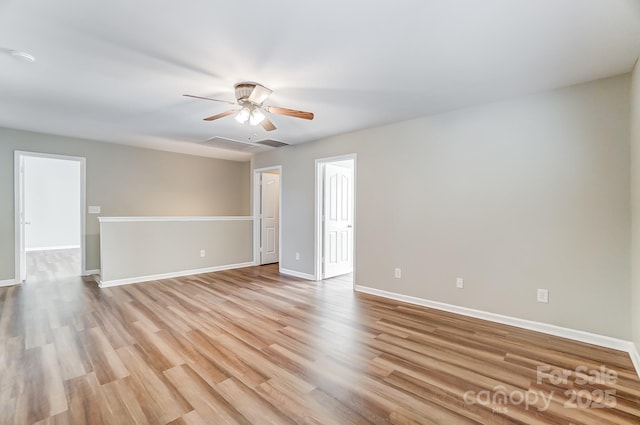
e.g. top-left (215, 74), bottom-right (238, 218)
top-left (185, 81), bottom-right (314, 132)
top-left (235, 106), bottom-right (250, 124)
top-left (249, 108), bottom-right (265, 126)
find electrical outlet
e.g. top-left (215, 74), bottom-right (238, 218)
top-left (200, 249), bottom-right (206, 258)
top-left (537, 289), bottom-right (549, 303)
top-left (295, 252), bottom-right (300, 260)
top-left (456, 277), bottom-right (464, 289)
top-left (394, 268), bottom-right (401, 279)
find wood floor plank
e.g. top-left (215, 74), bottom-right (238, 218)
top-left (184, 329), bottom-right (269, 388)
top-left (305, 387), bottom-right (375, 425)
top-left (101, 377), bottom-right (151, 425)
top-left (215, 334), bottom-right (316, 394)
top-left (21, 347), bottom-right (52, 423)
top-left (64, 373), bottom-right (106, 425)
top-left (24, 309), bottom-right (52, 350)
top-left (165, 410), bottom-right (209, 425)
top-left (0, 335), bottom-right (24, 400)
top-left (0, 264), bottom-right (638, 424)
top-left (216, 377), bottom-right (297, 425)
top-left (130, 324), bottom-right (186, 372)
top-left (164, 364), bottom-right (252, 425)
top-left (256, 379), bottom-right (344, 425)
top-left (115, 344), bottom-right (192, 424)
top-left (40, 343), bottom-right (68, 416)
top-left (52, 326), bottom-right (88, 381)
top-left (91, 304), bottom-right (136, 349)
top-left (83, 326), bottom-right (130, 385)
top-left (0, 287), bottom-right (20, 338)
top-left (160, 329), bottom-right (229, 386)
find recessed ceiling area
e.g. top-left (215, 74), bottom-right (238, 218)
top-left (1, 0), bottom-right (639, 161)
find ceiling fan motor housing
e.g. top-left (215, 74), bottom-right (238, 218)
top-left (235, 83), bottom-right (259, 104)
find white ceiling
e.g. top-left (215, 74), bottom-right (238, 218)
top-left (1, 0), bottom-right (639, 161)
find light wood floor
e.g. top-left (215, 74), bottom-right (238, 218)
top-left (0, 264), bottom-right (638, 424)
top-left (25, 249), bottom-right (80, 282)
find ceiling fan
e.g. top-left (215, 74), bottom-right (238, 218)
top-left (183, 82), bottom-right (314, 132)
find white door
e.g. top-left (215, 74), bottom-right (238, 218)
top-left (323, 163), bottom-right (353, 278)
top-left (260, 173), bottom-right (280, 264)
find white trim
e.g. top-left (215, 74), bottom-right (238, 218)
top-left (98, 262), bottom-right (254, 288)
top-left (630, 345), bottom-right (640, 378)
top-left (84, 269), bottom-right (100, 276)
top-left (314, 154), bottom-right (357, 283)
top-left (355, 285), bottom-right (640, 377)
top-left (26, 245), bottom-right (81, 252)
top-left (80, 158), bottom-right (87, 277)
top-left (14, 151), bottom-right (87, 283)
top-left (98, 216), bottom-right (253, 223)
top-left (279, 268), bottom-right (316, 281)
top-left (14, 152), bottom-right (22, 282)
top-left (252, 166), bottom-right (282, 268)
top-left (314, 160), bottom-right (322, 281)
top-left (0, 279), bottom-right (18, 288)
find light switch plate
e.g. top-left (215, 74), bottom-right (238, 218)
top-left (88, 206), bottom-right (101, 214)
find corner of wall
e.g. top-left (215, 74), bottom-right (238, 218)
top-left (630, 58), bottom-right (640, 354)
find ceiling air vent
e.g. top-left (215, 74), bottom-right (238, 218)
top-left (199, 137), bottom-right (271, 153)
top-left (256, 139), bottom-right (289, 148)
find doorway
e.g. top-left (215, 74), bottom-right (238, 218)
top-left (253, 166), bottom-right (281, 265)
top-left (315, 155), bottom-right (356, 283)
top-left (14, 151), bottom-right (86, 282)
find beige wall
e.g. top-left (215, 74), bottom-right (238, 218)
top-left (0, 128), bottom-right (250, 280)
top-left (254, 74), bottom-right (632, 339)
top-left (631, 61), bottom-right (640, 352)
top-left (100, 218), bottom-right (253, 283)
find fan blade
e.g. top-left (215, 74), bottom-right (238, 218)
top-left (261, 117), bottom-right (277, 132)
top-left (183, 94), bottom-right (236, 105)
top-left (248, 85), bottom-right (273, 104)
top-left (204, 109), bottom-right (238, 121)
top-left (266, 106), bottom-right (314, 120)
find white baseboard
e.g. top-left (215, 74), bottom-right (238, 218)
top-left (0, 279), bottom-right (18, 287)
top-left (26, 245), bottom-right (80, 252)
top-left (83, 269), bottom-right (100, 276)
top-left (279, 268), bottom-right (316, 281)
top-left (98, 262), bottom-right (254, 288)
top-left (355, 285), bottom-right (640, 378)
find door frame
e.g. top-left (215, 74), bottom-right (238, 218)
top-left (314, 153), bottom-right (357, 283)
top-left (252, 165), bottom-right (282, 267)
top-left (14, 150), bottom-right (87, 283)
